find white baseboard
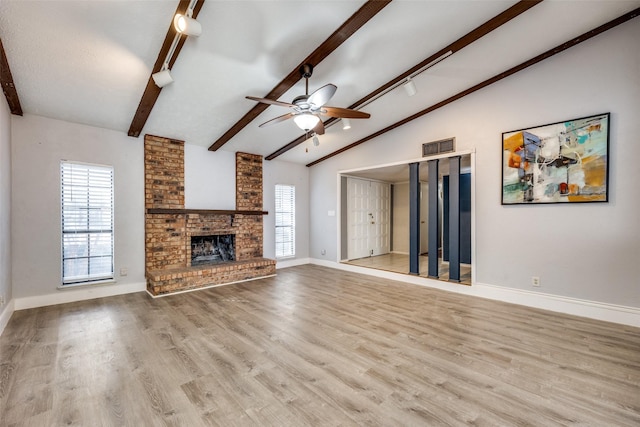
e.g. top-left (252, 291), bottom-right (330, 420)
top-left (276, 257), bottom-right (311, 269)
top-left (0, 298), bottom-right (15, 336)
top-left (309, 259), bottom-right (640, 327)
top-left (14, 281), bottom-right (147, 311)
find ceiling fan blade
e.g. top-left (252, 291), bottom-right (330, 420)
top-left (246, 96), bottom-right (295, 108)
top-left (321, 106), bottom-right (370, 119)
top-left (313, 120), bottom-right (325, 136)
top-left (307, 84), bottom-right (337, 108)
top-left (259, 113), bottom-right (295, 128)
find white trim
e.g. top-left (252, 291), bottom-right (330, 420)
top-left (471, 282), bottom-right (640, 327)
top-left (14, 281), bottom-right (146, 311)
top-left (0, 298), bottom-right (15, 336)
top-left (276, 257), bottom-right (311, 269)
top-left (339, 174), bottom-right (392, 185)
top-left (309, 259), bottom-right (640, 327)
top-left (338, 149), bottom-right (475, 175)
top-left (57, 278), bottom-right (116, 289)
top-left (147, 274), bottom-right (277, 298)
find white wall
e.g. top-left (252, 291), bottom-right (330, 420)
top-left (185, 144), bottom-right (310, 263)
top-left (310, 20), bottom-right (640, 308)
top-left (392, 183), bottom-right (409, 254)
top-left (263, 159), bottom-right (310, 262)
top-left (9, 114), bottom-right (310, 304)
top-left (11, 115), bottom-right (145, 300)
top-left (0, 95), bottom-right (12, 326)
top-left (184, 145), bottom-right (236, 210)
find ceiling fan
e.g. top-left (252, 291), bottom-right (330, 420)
top-left (246, 64), bottom-right (370, 135)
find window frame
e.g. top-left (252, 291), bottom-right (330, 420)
top-left (275, 184), bottom-right (295, 259)
top-left (60, 161), bottom-right (115, 286)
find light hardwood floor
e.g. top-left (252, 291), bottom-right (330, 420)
top-left (1, 265), bottom-right (638, 426)
top-left (345, 253), bottom-right (472, 285)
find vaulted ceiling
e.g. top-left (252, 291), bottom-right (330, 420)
top-left (1, 1), bottom-right (638, 166)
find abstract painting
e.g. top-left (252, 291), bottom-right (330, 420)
top-left (502, 113), bottom-right (610, 204)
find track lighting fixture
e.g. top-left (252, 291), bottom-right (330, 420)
top-left (293, 113), bottom-right (320, 131)
top-left (342, 118), bottom-right (352, 130)
top-left (174, 14), bottom-right (202, 37)
top-left (152, 0), bottom-right (202, 88)
top-left (403, 77), bottom-right (417, 97)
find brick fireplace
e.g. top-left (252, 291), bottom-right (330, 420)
top-left (144, 135), bottom-right (276, 296)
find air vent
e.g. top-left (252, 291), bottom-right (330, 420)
top-left (423, 137), bottom-right (456, 157)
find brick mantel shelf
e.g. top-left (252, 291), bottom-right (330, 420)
top-left (147, 208), bottom-right (268, 216)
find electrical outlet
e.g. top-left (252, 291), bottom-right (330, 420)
top-left (532, 276), bottom-right (540, 287)
top-left (321, 249), bottom-right (326, 255)
top-left (0, 295), bottom-right (4, 305)
top-left (120, 268), bottom-right (128, 277)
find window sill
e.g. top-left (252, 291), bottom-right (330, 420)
top-left (58, 278), bottom-right (116, 290)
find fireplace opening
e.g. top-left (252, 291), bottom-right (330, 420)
top-left (191, 234), bottom-right (235, 266)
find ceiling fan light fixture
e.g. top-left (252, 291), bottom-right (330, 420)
top-left (293, 113), bottom-right (320, 130)
top-left (174, 14), bottom-right (202, 37)
top-left (404, 77), bottom-right (417, 97)
top-left (342, 118), bottom-right (352, 130)
top-left (152, 68), bottom-right (174, 88)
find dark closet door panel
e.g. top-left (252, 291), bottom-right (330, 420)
top-left (443, 173), bottom-right (471, 264)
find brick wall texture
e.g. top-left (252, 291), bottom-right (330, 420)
top-left (236, 152), bottom-right (263, 211)
top-left (144, 136), bottom-right (274, 296)
top-left (144, 135), bottom-right (184, 209)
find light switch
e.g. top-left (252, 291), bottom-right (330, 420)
top-left (328, 210), bottom-right (335, 217)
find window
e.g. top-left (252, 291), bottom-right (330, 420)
top-left (275, 184), bottom-right (295, 258)
top-left (61, 161), bottom-right (114, 285)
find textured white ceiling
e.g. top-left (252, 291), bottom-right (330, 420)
top-left (1, 0), bottom-right (638, 166)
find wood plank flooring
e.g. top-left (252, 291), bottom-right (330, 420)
top-left (345, 253), bottom-right (472, 285)
top-left (1, 264), bottom-right (638, 426)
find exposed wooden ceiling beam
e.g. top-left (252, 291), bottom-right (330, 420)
top-left (0, 38), bottom-right (23, 116)
top-left (306, 6), bottom-right (639, 168)
top-left (208, 0), bottom-right (392, 152)
top-left (128, 0), bottom-right (205, 138)
top-left (266, 0), bottom-right (543, 161)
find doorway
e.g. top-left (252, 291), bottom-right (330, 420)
top-left (339, 152), bottom-right (473, 285)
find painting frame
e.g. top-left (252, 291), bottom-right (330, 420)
top-left (501, 112), bottom-right (610, 205)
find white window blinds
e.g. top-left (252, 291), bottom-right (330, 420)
top-left (275, 184), bottom-right (295, 258)
top-left (61, 162), bottom-right (114, 285)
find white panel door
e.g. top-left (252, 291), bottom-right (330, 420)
top-left (369, 181), bottom-right (390, 256)
top-left (347, 178), bottom-right (391, 259)
top-left (347, 178), bottom-right (371, 260)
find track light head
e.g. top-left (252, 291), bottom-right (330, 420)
top-left (152, 69), bottom-right (174, 88)
top-left (403, 77), bottom-right (417, 97)
top-left (342, 118), bottom-right (352, 130)
top-left (313, 135), bottom-right (320, 147)
top-left (174, 14), bottom-right (202, 37)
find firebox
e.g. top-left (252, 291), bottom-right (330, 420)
top-left (191, 234), bottom-right (235, 266)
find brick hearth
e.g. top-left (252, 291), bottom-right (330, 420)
top-left (144, 135), bottom-right (275, 296)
